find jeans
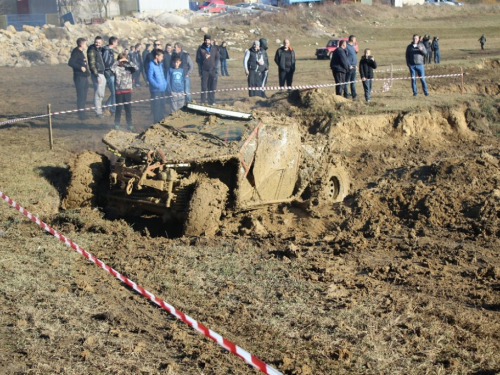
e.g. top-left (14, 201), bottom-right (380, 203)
top-left (409, 64), bottom-right (428, 96)
top-left (332, 70), bottom-right (346, 96)
top-left (434, 50), bottom-right (441, 64)
top-left (362, 79), bottom-right (372, 101)
top-left (115, 92), bottom-right (132, 127)
top-left (201, 69), bottom-right (217, 104)
top-left (73, 75), bottom-right (89, 118)
top-left (184, 76), bottom-right (191, 102)
top-left (92, 73), bottom-right (106, 115)
top-left (259, 70), bottom-right (268, 98)
top-left (220, 59), bottom-right (229, 76)
top-left (133, 70), bottom-right (141, 85)
top-left (345, 68), bottom-right (357, 98)
top-left (150, 91), bottom-right (166, 123)
top-left (104, 72), bottom-right (116, 113)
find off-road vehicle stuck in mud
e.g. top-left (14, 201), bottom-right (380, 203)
top-left (63, 103), bottom-right (349, 236)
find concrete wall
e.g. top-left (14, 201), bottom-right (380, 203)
top-left (29, 0), bottom-right (58, 14)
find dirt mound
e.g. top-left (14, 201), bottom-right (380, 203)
top-left (343, 152), bottom-right (500, 240)
top-left (62, 151), bottom-right (109, 210)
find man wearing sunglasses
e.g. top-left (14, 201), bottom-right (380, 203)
top-left (144, 40), bottom-right (163, 78)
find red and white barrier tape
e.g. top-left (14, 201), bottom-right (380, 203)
top-left (0, 72), bottom-right (463, 127)
top-left (0, 189), bottom-right (282, 375)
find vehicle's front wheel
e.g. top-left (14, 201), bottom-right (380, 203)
top-left (306, 164), bottom-right (350, 207)
top-left (184, 178), bottom-right (228, 237)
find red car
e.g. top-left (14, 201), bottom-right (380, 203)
top-left (198, 0), bottom-right (227, 12)
top-left (315, 38), bottom-right (359, 60)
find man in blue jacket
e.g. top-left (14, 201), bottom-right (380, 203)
top-left (405, 34), bottom-right (429, 97)
top-left (147, 49), bottom-right (167, 123)
top-left (345, 35), bottom-right (358, 99)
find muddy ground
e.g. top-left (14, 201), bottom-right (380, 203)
top-left (1, 4), bottom-right (500, 375)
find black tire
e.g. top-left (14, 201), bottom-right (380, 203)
top-left (308, 164), bottom-right (350, 207)
top-left (184, 178), bottom-right (228, 237)
top-left (62, 151), bottom-right (109, 209)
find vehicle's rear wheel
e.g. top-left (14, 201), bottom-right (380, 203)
top-left (184, 178), bottom-right (228, 237)
top-left (62, 151), bottom-right (109, 209)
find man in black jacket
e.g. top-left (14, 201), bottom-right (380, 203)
top-left (359, 48), bottom-right (377, 102)
top-left (87, 36), bottom-right (106, 118)
top-left (196, 34), bottom-right (219, 105)
top-left (163, 43), bottom-right (173, 77)
top-left (142, 43), bottom-right (152, 86)
top-left (330, 40), bottom-right (349, 96)
top-left (102, 36), bottom-right (118, 115)
top-left (243, 40), bottom-right (264, 97)
top-left (274, 39), bottom-right (295, 88)
top-left (130, 43), bottom-right (143, 87)
top-left (422, 35), bottom-right (432, 64)
top-left (219, 41), bottom-right (230, 76)
top-left (68, 37), bottom-right (90, 120)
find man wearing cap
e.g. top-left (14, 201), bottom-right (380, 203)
top-left (196, 34), bottom-right (219, 105)
top-left (243, 40), bottom-right (264, 97)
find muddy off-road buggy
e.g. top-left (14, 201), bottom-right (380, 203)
top-left (63, 104), bottom-right (349, 236)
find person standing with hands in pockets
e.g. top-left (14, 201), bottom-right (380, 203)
top-left (68, 37), bottom-right (90, 121)
top-left (359, 49), bottom-right (377, 103)
top-left (196, 34), bottom-right (219, 105)
top-left (405, 34), bottom-right (428, 97)
top-left (243, 40), bottom-right (264, 97)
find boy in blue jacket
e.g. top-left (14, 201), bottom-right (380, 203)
top-left (166, 56), bottom-right (186, 112)
top-left (147, 49), bottom-right (167, 123)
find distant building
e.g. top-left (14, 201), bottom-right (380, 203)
top-left (1, 0), bottom-right (57, 14)
top-left (0, 0), bottom-right (58, 30)
top-left (120, 0), bottom-right (190, 13)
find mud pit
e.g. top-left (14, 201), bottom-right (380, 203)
top-left (1, 53), bottom-right (500, 374)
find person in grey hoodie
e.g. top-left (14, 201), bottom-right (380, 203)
top-left (405, 34), bottom-right (428, 97)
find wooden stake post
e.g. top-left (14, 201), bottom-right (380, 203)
top-left (48, 104), bottom-right (53, 150)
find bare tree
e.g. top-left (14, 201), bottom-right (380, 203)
top-left (58, 0), bottom-right (79, 14)
top-left (93, 0), bottom-right (116, 18)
